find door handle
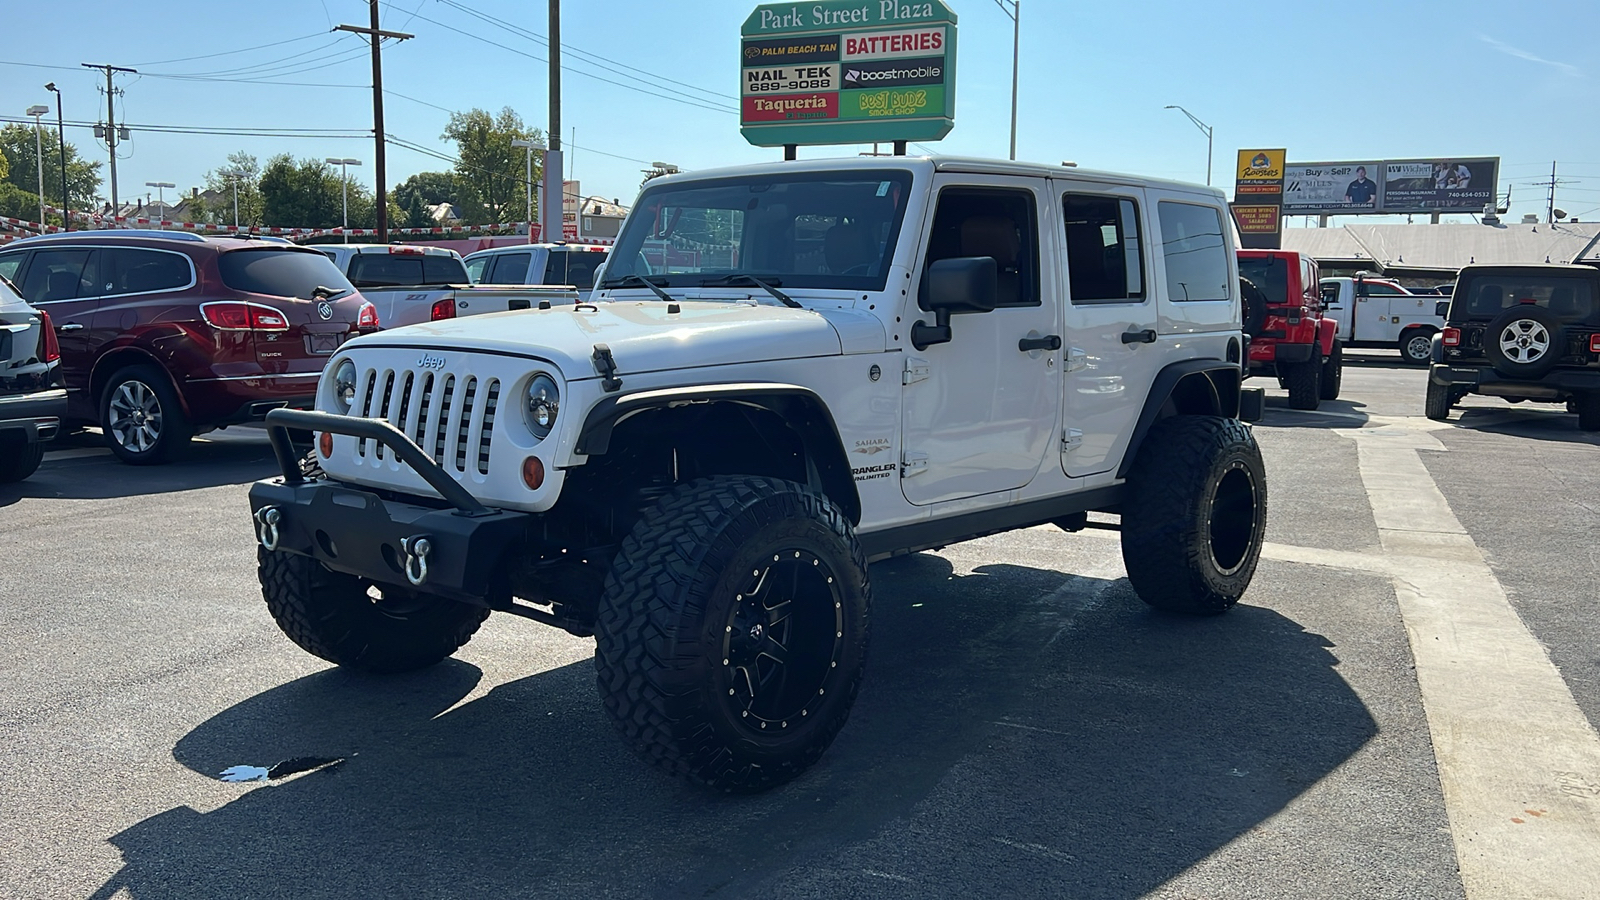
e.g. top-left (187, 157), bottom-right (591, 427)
top-left (1120, 328), bottom-right (1156, 344)
top-left (58, 322), bottom-right (85, 332)
top-left (1018, 334), bottom-right (1062, 352)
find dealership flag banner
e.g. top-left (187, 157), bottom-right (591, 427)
top-left (741, 1), bottom-right (958, 147)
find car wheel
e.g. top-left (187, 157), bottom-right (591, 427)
top-left (0, 435), bottom-right (44, 483)
top-left (594, 476), bottom-right (870, 792)
top-left (1319, 340), bottom-right (1343, 401)
top-left (1121, 416), bottom-right (1267, 615)
top-left (1425, 379), bottom-right (1454, 421)
top-left (1285, 357), bottom-right (1322, 410)
top-left (1400, 329), bottom-right (1435, 366)
top-left (100, 364), bottom-right (193, 465)
top-left (1578, 395), bottom-right (1600, 432)
top-left (1483, 306), bottom-right (1564, 379)
top-left (257, 547), bottom-right (489, 673)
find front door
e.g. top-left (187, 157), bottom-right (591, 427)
top-left (18, 247), bottom-right (103, 419)
top-left (900, 176), bottom-right (1060, 506)
top-left (1056, 186), bottom-right (1160, 476)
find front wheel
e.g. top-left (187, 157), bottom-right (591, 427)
top-left (1285, 357), bottom-right (1322, 410)
top-left (1121, 416), bottom-right (1267, 615)
top-left (100, 364), bottom-right (193, 465)
top-left (1400, 329), bottom-right (1435, 366)
top-left (594, 476), bottom-right (870, 792)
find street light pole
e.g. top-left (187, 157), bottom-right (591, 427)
top-left (220, 169), bottom-right (244, 229)
top-left (144, 181), bottom-right (174, 229)
top-left (511, 138), bottom-right (543, 243)
top-left (44, 83), bottom-right (68, 232)
top-left (26, 105), bottom-right (48, 229)
top-left (325, 158), bottom-right (362, 243)
top-left (1164, 104), bottom-right (1214, 185)
top-left (993, 0), bottom-right (1020, 160)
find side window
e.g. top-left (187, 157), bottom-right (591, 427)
top-left (922, 187), bottom-right (1040, 308)
top-left (1321, 283), bottom-right (1340, 306)
top-left (1156, 202), bottom-right (1230, 302)
top-left (0, 253), bottom-right (22, 287)
top-left (1063, 193), bottom-right (1143, 304)
top-left (103, 248), bottom-right (192, 296)
top-left (20, 248), bottom-right (95, 303)
top-left (563, 253), bottom-right (605, 290)
top-left (464, 255), bottom-right (489, 283)
top-left (487, 252), bottom-right (531, 284)
top-left (542, 251), bottom-right (569, 285)
top-left (422, 255), bottom-right (466, 284)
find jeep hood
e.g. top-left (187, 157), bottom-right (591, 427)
top-left (349, 301), bottom-right (863, 378)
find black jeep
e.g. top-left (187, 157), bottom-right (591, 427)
top-left (1427, 263), bottom-right (1600, 428)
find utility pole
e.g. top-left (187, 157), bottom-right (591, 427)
top-left (1548, 160), bottom-right (1557, 225)
top-left (337, 1), bottom-right (411, 242)
top-left (81, 63), bottom-right (135, 213)
top-left (543, 0), bottom-right (564, 243)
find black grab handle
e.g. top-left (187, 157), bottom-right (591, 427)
top-left (1120, 328), bottom-right (1157, 344)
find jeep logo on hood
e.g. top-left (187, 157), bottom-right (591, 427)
top-left (417, 353), bottom-right (447, 370)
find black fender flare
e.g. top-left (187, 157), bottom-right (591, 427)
top-left (575, 382), bottom-right (861, 523)
top-left (1117, 360), bottom-right (1243, 480)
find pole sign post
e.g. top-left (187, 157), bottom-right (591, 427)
top-left (740, 1), bottom-right (957, 148)
top-left (1232, 148), bottom-right (1285, 249)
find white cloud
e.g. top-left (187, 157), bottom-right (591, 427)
top-left (1478, 35), bottom-right (1580, 77)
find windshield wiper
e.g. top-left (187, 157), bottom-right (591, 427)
top-left (600, 273), bottom-right (674, 303)
top-left (310, 285), bottom-right (351, 300)
top-left (700, 273), bottom-right (801, 309)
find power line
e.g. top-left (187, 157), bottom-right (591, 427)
top-left (128, 31), bottom-right (329, 67)
top-left (146, 38), bottom-right (354, 79)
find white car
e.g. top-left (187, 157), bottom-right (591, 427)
top-left (249, 155), bottom-right (1267, 792)
top-left (464, 242), bottom-right (610, 300)
top-left (0, 275), bottom-right (65, 482)
top-left (1320, 274), bottom-right (1445, 365)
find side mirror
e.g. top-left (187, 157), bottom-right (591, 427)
top-left (912, 256), bottom-right (998, 349)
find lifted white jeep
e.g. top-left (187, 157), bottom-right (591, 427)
top-left (248, 156), bottom-right (1268, 791)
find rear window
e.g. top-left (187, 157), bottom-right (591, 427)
top-left (1452, 274), bottom-right (1598, 322)
top-left (543, 250), bottom-right (609, 289)
top-left (218, 249), bottom-right (354, 299)
top-left (1157, 202), bottom-right (1231, 303)
top-left (485, 252), bottom-right (532, 284)
top-left (1237, 256), bottom-right (1290, 305)
top-left (347, 253), bottom-right (467, 288)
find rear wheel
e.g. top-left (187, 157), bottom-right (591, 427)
top-left (100, 365), bottom-right (193, 465)
top-left (1425, 380), bottom-right (1454, 421)
top-left (1578, 394), bottom-right (1600, 432)
top-left (1319, 340), bottom-right (1343, 401)
top-left (1400, 329), bottom-right (1435, 366)
top-left (1285, 357), bottom-right (1322, 410)
top-left (1121, 416), bottom-right (1267, 615)
top-left (0, 435), bottom-right (44, 483)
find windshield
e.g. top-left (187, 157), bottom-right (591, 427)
top-left (1452, 274), bottom-right (1597, 322)
top-left (1237, 257), bottom-right (1289, 305)
top-left (602, 170), bottom-right (915, 293)
top-left (218, 249), bottom-right (354, 299)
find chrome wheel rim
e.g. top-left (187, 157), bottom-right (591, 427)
top-left (1498, 319), bottom-right (1550, 363)
top-left (108, 380), bottom-right (162, 453)
top-left (1406, 335), bottom-right (1432, 360)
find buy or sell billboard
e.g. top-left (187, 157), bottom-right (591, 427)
top-left (1283, 162), bottom-right (1383, 213)
top-left (1280, 157), bottom-right (1499, 215)
top-left (740, 1), bottom-right (958, 147)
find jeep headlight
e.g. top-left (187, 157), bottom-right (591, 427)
top-left (331, 359), bottom-right (358, 413)
top-left (524, 373), bottom-right (559, 440)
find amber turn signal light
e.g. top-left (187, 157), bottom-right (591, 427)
top-left (522, 455), bottom-right (545, 490)
top-left (318, 431), bottom-right (333, 458)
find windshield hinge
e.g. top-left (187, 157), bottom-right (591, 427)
top-left (902, 357), bottom-right (930, 385)
top-left (901, 451), bottom-right (928, 477)
top-left (1066, 347), bottom-right (1088, 372)
top-left (1061, 428), bottom-right (1083, 451)
top-left (592, 343), bottom-right (622, 393)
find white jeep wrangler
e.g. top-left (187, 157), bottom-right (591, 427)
top-left (248, 156), bottom-right (1268, 791)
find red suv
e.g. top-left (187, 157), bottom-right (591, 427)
top-left (0, 231), bottom-right (378, 463)
top-left (1238, 249), bottom-right (1342, 411)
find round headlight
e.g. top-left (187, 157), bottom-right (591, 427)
top-left (332, 359), bottom-right (358, 413)
top-left (525, 373), bottom-right (559, 440)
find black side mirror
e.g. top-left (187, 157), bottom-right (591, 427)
top-left (912, 256), bottom-right (998, 349)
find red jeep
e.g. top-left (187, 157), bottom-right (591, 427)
top-left (1238, 249), bottom-right (1342, 410)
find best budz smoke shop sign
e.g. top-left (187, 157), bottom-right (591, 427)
top-left (741, 2), bottom-right (957, 147)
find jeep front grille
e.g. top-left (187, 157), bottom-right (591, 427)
top-left (352, 366), bottom-right (499, 475)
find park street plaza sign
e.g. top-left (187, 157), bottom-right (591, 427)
top-left (741, 1), bottom-right (957, 147)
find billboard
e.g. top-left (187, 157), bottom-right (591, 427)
top-left (1234, 150), bottom-right (1286, 247)
top-left (740, 1), bottom-right (957, 148)
top-left (1280, 157), bottom-right (1499, 215)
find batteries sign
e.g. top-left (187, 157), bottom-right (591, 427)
top-left (740, 1), bottom-right (957, 147)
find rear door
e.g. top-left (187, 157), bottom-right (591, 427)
top-left (215, 248), bottom-right (361, 376)
top-left (17, 247), bottom-right (102, 415)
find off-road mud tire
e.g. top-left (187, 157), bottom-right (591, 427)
top-left (1319, 340), bottom-right (1343, 401)
top-left (1285, 358), bottom-right (1322, 410)
top-left (594, 476), bottom-right (870, 793)
top-left (257, 547), bottom-right (489, 673)
top-left (1121, 416), bottom-right (1267, 615)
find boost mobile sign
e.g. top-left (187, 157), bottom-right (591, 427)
top-left (741, 1), bottom-right (958, 147)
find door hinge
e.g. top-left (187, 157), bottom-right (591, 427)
top-left (1061, 427), bottom-right (1083, 450)
top-left (901, 451), bottom-right (928, 477)
top-left (1066, 347), bottom-right (1088, 372)
top-left (903, 357), bottom-right (930, 385)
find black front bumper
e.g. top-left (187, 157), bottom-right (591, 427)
top-left (0, 387), bottom-right (67, 442)
top-left (248, 409), bottom-right (528, 604)
top-left (1430, 363), bottom-right (1600, 399)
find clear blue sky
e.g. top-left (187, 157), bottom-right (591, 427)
top-left (1, 0), bottom-right (1597, 223)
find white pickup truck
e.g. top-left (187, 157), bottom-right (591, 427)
top-left (1319, 274), bottom-right (1446, 364)
top-left (318, 244), bottom-right (577, 326)
top-left (464, 242), bottom-right (609, 301)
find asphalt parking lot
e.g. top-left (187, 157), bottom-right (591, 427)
top-left (3, 352), bottom-right (1597, 899)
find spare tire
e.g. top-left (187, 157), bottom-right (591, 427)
top-left (1485, 305), bottom-right (1564, 379)
top-left (1239, 277), bottom-right (1268, 336)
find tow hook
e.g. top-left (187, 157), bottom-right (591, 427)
top-left (254, 506), bottom-right (282, 551)
top-left (400, 535), bottom-right (432, 586)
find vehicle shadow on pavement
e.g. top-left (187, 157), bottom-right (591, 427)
top-left (90, 555), bottom-right (1375, 900)
top-left (1448, 405), bottom-right (1600, 445)
top-left (0, 439), bottom-right (278, 508)
top-left (1258, 395), bottom-right (1372, 429)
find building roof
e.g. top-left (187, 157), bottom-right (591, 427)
top-left (576, 195), bottom-right (627, 218)
top-left (1282, 222), bottom-right (1600, 273)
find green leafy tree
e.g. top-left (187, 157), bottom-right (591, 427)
top-left (403, 192), bottom-right (432, 229)
top-left (441, 108), bottom-right (542, 225)
top-left (259, 154), bottom-right (345, 228)
top-left (191, 151), bottom-right (264, 227)
top-left (0, 123), bottom-right (101, 219)
top-left (393, 171), bottom-right (455, 212)
top-left (0, 183), bottom-right (40, 223)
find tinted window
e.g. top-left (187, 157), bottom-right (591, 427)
top-left (346, 253), bottom-right (468, 288)
top-left (21, 248), bottom-right (96, 303)
top-left (544, 250), bottom-right (608, 289)
top-left (464, 255), bottom-right (489, 283)
top-left (486, 253), bottom-right (531, 284)
top-left (0, 254), bottom-right (21, 285)
top-left (1157, 202), bottom-right (1230, 302)
top-left (1064, 194), bottom-right (1143, 304)
top-left (1237, 257), bottom-right (1290, 305)
top-left (102, 248), bottom-right (192, 295)
top-left (1453, 274), bottom-right (1597, 321)
top-left (924, 187), bottom-right (1040, 308)
top-left (1363, 281), bottom-right (1407, 296)
top-left (217, 249), bottom-right (354, 299)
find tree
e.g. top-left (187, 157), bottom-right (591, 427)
top-left (192, 151), bottom-right (264, 227)
top-left (0, 183), bottom-right (39, 223)
top-left (393, 171), bottom-right (455, 212)
top-left (403, 192), bottom-right (433, 229)
top-left (259, 154), bottom-right (345, 228)
top-left (0, 123), bottom-right (102, 222)
top-left (441, 108), bottom-right (542, 225)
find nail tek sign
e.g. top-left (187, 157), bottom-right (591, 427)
top-left (741, 1), bottom-right (957, 147)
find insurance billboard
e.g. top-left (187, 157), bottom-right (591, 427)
top-left (1280, 157), bottom-right (1498, 215)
